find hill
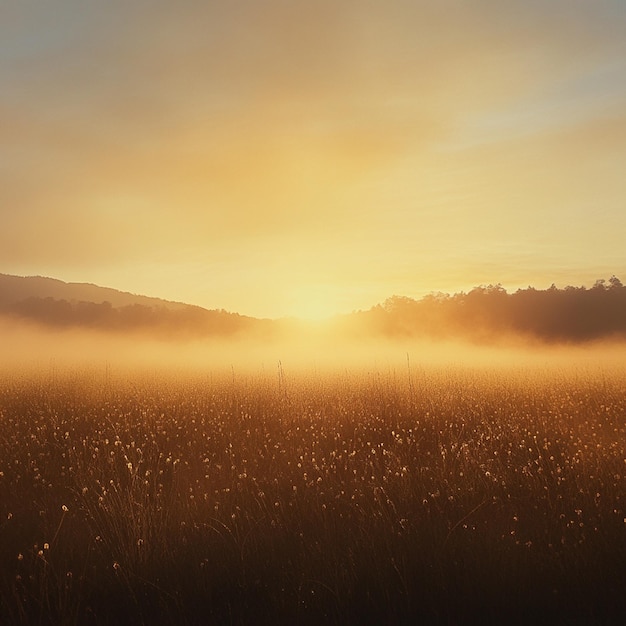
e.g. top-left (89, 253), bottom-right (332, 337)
top-left (0, 273), bottom-right (190, 311)
top-left (0, 273), bottom-right (261, 338)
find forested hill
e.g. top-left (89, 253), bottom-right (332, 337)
top-left (0, 273), bottom-right (190, 311)
top-left (0, 273), bottom-right (263, 338)
top-left (347, 277), bottom-right (626, 342)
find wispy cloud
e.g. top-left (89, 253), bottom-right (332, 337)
top-left (2, 1), bottom-right (626, 316)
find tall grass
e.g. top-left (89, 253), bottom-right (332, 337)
top-left (0, 361), bottom-right (625, 624)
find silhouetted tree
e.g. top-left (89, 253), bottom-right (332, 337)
top-left (352, 277), bottom-right (626, 343)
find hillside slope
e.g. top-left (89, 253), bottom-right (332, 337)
top-left (0, 273), bottom-right (191, 311)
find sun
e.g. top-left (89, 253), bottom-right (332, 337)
top-left (288, 285), bottom-right (341, 322)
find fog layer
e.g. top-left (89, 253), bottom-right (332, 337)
top-left (2, 318), bottom-right (624, 382)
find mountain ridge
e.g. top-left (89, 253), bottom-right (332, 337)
top-left (0, 273), bottom-right (200, 312)
top-left (0, 273), bottom-right (261, 338)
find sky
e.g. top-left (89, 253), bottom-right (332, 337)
top-left (2, 0), bottom-right (626, 320)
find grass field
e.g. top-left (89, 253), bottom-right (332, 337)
top-left (1, 353), bottom-right (625, 624)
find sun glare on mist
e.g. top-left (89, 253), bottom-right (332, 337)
top-left (286, 285), bottom-right (344, 322)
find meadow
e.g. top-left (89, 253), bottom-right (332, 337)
top-left (0, 348), bottom-right (625, 625)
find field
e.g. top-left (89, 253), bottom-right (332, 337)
top-left (1, 351), bottom-right (625, 625)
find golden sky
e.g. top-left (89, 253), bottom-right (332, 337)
top-left (3, 1), bottom-right (626, 319)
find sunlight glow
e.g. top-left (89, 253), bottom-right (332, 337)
top-left (286, 286), bottom-right (344, 321)
top-left (2, 1), bottom-right (626, 318)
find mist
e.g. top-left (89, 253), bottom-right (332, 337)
top-left (2, 316), bottom-right (624, 383)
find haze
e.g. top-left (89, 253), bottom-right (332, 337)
top-left (1, 317), bottom-right (623, 388)
top-left (3, 1), bottom-right (626, 319)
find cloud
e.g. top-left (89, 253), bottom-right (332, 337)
top-left (2, 0), bottom-right (626, 313)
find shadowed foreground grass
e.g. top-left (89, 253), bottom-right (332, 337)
top-left (0, 363), bottom-right (625, 624)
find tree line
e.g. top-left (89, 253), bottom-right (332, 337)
top-left (0, 297), bottom-right (258, 337)
top-left (2, 277), bottom-right (625, 343)
top-left (349, 276), bottom-right (626, 342)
